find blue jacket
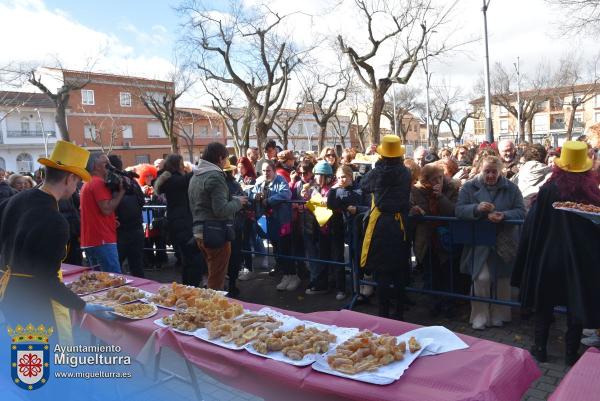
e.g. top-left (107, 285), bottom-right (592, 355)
top-left (249, 175), bottom-right (292, 240)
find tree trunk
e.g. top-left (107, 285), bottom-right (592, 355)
top-left (526, 119), bottom-right (533, 143)
top-left (282, 131), bottom-right (288, 150)
top-left (55, 105), bottom-right (70, 142)
top-left (370, 91), bottom-right (385, 145)
top-left (565, 107), bottom-right (576, 140)
top-left (255, 121), bottom-right (269, 153)
top-left (187, 142), bottom-right (195, 162)
top-left (519, 119), bottom-right (526, 143)
top-left (339, 134), bottom-right (346, 149)
top-left (168, 131), bottom-right (178, 153)
top-left (356, 130), bottom-right (366, 153)
top-left (430, 127), bottom-right (439, 153)
top-left (318, 124), bottom-right (327, 153)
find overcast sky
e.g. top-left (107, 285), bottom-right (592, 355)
top-left (1, 0), bottom-right (598, 107)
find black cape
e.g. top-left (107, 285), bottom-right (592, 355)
top-left (0, 189), bottom-right (85, 330)
top-left (511, 182), bottom-right (600, 327)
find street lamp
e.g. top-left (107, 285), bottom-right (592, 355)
top-left (482, 0), bottom-right (494, 144)
top-left (513, 57), bottom-right (521, 143)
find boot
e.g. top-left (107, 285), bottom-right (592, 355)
top-left (565, 322), bottom-right (583, 366)
top-left (529, 344), bottom-right (547, 363)
top-left (532, 311), bottom-right (551, 363)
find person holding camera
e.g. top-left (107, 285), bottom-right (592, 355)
top-left (108, 155), bottom-right (146, 278)
top-left (80, 152), bottom-right (125, 273)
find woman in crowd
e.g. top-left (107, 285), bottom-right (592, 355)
top-left (320, 147), bottom-right (339, 179)
top-left (436, 158), bottom-right (459, 181)
top-left (510, 144), bottom-right (551, 210)
top-left (456, 155), bottom-right (525, 330)
top-left (340, 148), bottom-right (358, 171)
top-left (223, 160), bottom-right (246, 297)
top-left (403, 158), bottom-right (421, 187)
top-left (438, 148), bottom-right (453, 161)
top-left (360, 135), bottom-right (411, 319)
top-left (512, 141), bottom-right (600, 365)
top-left (249, 160), bottom-right (297, 291)
top-left (327, 165), bottom-right (368, 300)
top-left (545, 148), bottom-right (560, 169)
top-left (235, 156), bottom-right (257, 281)
top-left (410, 163), bottom-right (461, 316)
top-left (155, 154), bottom-right (207, 286)
top-left (22, 175), bottom-right (36, 189)
top-left (275, 150), bottom-right (296, 184)
top-left (7, 174), bottom-right (26, 192)
top-left (303, 160), bottom-right (336, 295)
top-left (189, 142), bottom-right (247, 290)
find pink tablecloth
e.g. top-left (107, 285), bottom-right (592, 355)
top-left (549, 347), bottom-right (600, 401)
top-left (60, 263), bottom-right (91, 277)
top-left (77, 280), bottom-right (541, 401)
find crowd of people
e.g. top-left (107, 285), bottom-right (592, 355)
top-left (0, 127), bottom-right (599, 364)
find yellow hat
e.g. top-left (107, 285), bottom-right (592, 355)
top-left (376, 135), bottom-right (405, 158)
top-left (555, 141), bottom-right (593, 173)
top-left (38, 140), bottom-right (91, 182)
top-left (222, 159), bottom-right (236, 172)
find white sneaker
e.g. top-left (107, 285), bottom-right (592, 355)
top-left (285, 275), bottom-right (301, 291)
top-left (581, 335), bottom-right (600, 347)
top-left (335, 291), bottom-right (346, 301)
top-left (238, 269), bottom-right (258, 281)
top-left (360, 285), bottom-right (374, 297)
top-left (276, 275), bottom-right (291, 291)
top-left (583, 328), bottom-right (599, 337)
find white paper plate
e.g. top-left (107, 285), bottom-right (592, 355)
top-left (144, 288), bottom-right (228, 310)
top-left (111, 303), bottom-right (158, 320)
top-left (193, 310), bottom-right (263, 350)
top-left (311, 334), bottom-right (434, 385)
top-left (82, 288), bottom-right (154, 307)
top-left (401, 326), bottom-right (469, 356)
top-left (153, 316), bottom-right (202, 336)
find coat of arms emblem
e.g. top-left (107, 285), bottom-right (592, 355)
top-left (8, 323), bottom-right (53, 390)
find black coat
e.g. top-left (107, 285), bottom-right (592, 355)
top-left (511, 182), bottom-right (600, 327)
top-left (0, 181), bottom-right (16, 202)
top-left (155, 171), bottom-right (194, 244)
top-left (359, 160), bottom-right (412, 273)
top-left (0, 189), bottom-right (85, 330)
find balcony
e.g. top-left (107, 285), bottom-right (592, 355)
top-left (7, 130), bottom-right (56, 138)
top-left (550, 122), bottom-right (565, 130)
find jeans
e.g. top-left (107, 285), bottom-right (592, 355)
top-left (85, 243), bottom-right (121, 273)
top-left (117, 228), bottom-right (145, 278)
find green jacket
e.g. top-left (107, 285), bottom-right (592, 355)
top-left (188, 159), bottom-right (242, 238)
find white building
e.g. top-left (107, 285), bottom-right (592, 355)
top-left (0, 91), bottom-right (58, 173)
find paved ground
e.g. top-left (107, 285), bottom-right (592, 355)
top-left (135, 254), bottom-right (583, 401)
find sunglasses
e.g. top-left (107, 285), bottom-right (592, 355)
top-left (325, 153), bottom-right (336, 157)
top-left (299, 171), bottom-right (311, 176)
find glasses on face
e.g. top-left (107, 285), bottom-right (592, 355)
top-left (459, 151), bottom-right (467, 155)
top-left (326, 153), bottom-right (336, 158)
top-left (299, 171), bottom-right (311, 176)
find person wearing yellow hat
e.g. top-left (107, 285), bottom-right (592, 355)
top-left (359, 135), bottom-right (411, 319)
top-left (512, 141), bottom-right (600, 366)
top-left (0, 141), bottom-right (115, 345)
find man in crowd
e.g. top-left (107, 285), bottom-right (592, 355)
top-left (246, 147), bottom-right (259, 167)
top-left (413, 146), bottom-right (429, 167)
top-left (498, 139), bottom-right (519, 178)
top-left (0, 168), bottom-right (16, 201)
top-left (256, 140), bottom-right (278, 177)
top-left (80, 152), bottom-right (125, 273)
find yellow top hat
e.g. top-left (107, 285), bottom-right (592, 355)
top-left (376, 135), bottom-right (405, 158)
top-left (222, 159), bottom-right (236, 172)
top-left (555, 141), bottom-right (593, 173)
top-left (38, 140), bottom-right (91, 182)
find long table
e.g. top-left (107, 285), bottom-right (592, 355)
top-left (74, 275), bottom-right (541, 401)
top-left (549, 347), bottom-right (600, 401)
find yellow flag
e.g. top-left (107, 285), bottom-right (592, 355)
top-left (306, 193), bottom-right (333, 227)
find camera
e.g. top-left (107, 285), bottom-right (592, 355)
top-left (105, 164), bottom-right (138, 192)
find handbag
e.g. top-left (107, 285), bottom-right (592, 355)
top-left (198, 220), bottom-right (235, 249)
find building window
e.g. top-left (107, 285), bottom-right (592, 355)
top-left (574, 112), bottom-right (583, 122)
top-left (81, 89), bottom-right (95, 105)
top-left (533, 115), bottom-right (548, 132)
top-left (0, 156), bottom-right (5, 170)
top-left (84, 124), bottom-right (96, 139)
top-left (595, 112), bottom-right (600, 122)
top-left (20, 117), bottom-right (30, 132)
top-left (199, 126), bottom-right (208, 137)
top-left (499, 119), bottom-right (509, 133)
top-left (120, 92), bottom-right (132, 107)
top-left (147, 121), bottom-right (164, 138)
top-left (16, 153), bottom-right (33, 173)
top-left (135, 155), bottom-right (150, 164)
top-left (498, 106), bottom-right (509, 117)
top-left (211, 128), bottom-right (220, 137)
top-left (122, 125), bottom-right (133, 139)
top-left (595, 94), bottom-right (600, 107)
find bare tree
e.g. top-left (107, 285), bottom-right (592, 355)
top-left (382, 86), bottom-right (424, 143)
top-left (446, 108), bottom-right (478, 143)
top-left (551, 53), bottom-right (600, 139)
top-left (27, 69), bottom-right (90, 142)
top-left (0, 91), bottom-right (36, 125)
top-left (202, 79), bottom-right (254, 157)
top-left (179, 1), bottom-right (303, 151)
top-left (136, 67), bottom-right (194, 153)
top-left (546, 0), bottom-right (600, 35)
top-left (419, 83), bottom-right (459, 151)
top-left (272, 103), bottom-right (302, 150)
top-left (301, 68), bottom-right (351, 152)
top-left (330, 114), bottom-right (354, 149)
top-left (337, 0), bottom-right (452, 144)
top-left (81, 105), bottom-right (123, 154)
top-left (174, 108), bottom-right (201, 162)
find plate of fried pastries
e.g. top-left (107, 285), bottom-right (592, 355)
top-left (553, 202), bottom-right (600, 224)
top-left (311, 331), bottom-right (433, 385)
top-left (82, 286), bottom-right (153, 307)
top-left (112, 302), bottom-right (158, 320)
top-left (66, 271), bottom-right (131, 296)
top-left (147, 282), bottom-right (228, 310)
